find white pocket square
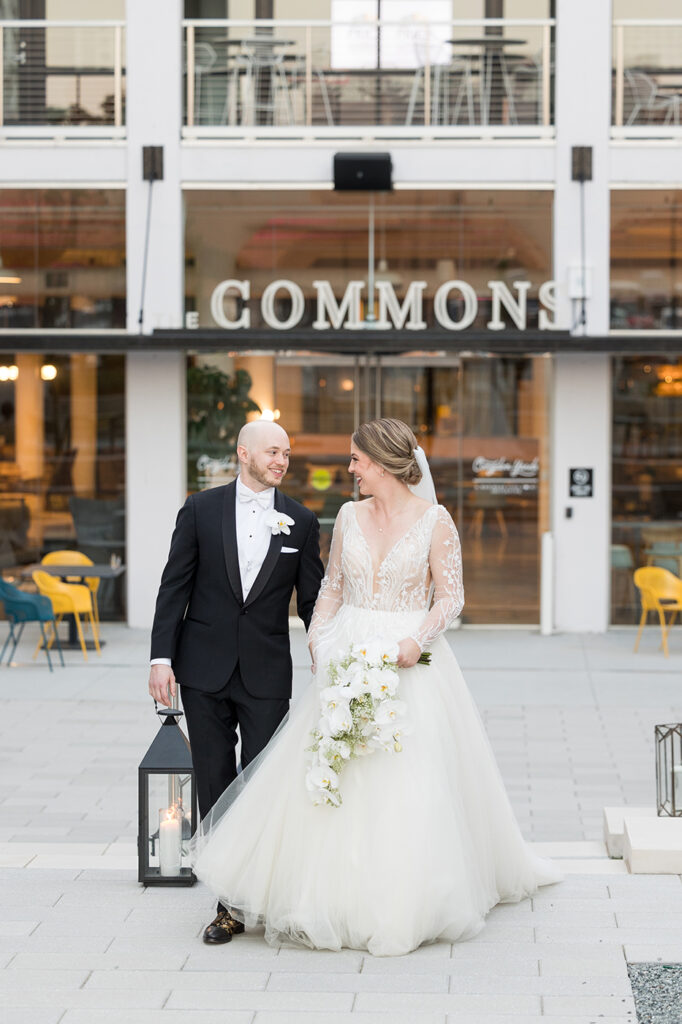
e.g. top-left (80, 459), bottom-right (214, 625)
top-left (281, 546), bottom-right (298, 554)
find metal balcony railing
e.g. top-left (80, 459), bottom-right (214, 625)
top-left (0, 20), bottom-right (125, 136)
top-left (613, 19), bottom-right (682, 136)
top-left (183, 18), bottom-right (555, 139)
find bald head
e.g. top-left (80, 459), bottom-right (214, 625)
top-left (237, 419), bottom-right (289, 452)
top-left (237, 419), bottom-right (291, 491)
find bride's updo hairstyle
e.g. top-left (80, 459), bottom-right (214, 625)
top-left (352, 418), bottom-right (422, 486)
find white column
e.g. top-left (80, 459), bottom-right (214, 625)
top-left (126, 352), bottom-right (187, 629)
top-left (550, 0), bottom-right (612, 632)
top-left (551, 355), bottom-right (611, 632)
top-left (125, 0), bottom-right (184, 334)
top-left (125, 0), bottom-right (186, 628)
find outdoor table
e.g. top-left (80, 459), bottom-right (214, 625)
top-left (448, 37), bottom-right (526, 124)
top-left (20, 562), bottom-right (126, 650)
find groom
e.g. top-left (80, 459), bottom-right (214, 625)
top-left (148, 420), bottom-right (323, 944)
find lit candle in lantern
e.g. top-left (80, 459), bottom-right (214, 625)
top-left (158, 807), bottom-right (182, 876)
top-left (674, 765), bottom-right (682, 811)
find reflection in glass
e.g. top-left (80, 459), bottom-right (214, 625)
top-left (611, 191), bottom-right (682, 330)
top-left (0, 189), bottom-right (125, 329)
top-left (612, 357), bottom-right (682, 624)
top-left (186, 351), bottom-right (549, 624)
top-left (0, 354), bottom-right (126, 621)
top-left (184, 189), bottom-right (553, 333)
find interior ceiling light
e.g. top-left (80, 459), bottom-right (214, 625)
top-left (40, 364), bottom-right (57, 381)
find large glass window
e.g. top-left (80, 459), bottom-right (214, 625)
top-left (0, 189), bottom-right (125, 329)
top-left (187, 350), bottom-right (550, 624)
top-left (185, 188), bottom-right (553, 332)
top-left (0, 353), bottom-right (126, 619)
top-left (611, 190), bottom-right (682, 330)
top-left (612, 356), bottom-right (682, 624)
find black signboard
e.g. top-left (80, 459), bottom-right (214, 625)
top-left (569, 467), bottom-right (593, 498)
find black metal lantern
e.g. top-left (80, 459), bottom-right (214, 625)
top-left (138, 707), bottom-right (197, 885)
top-left (655, 723), bottom-right (682, 817)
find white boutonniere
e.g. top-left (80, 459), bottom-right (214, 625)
top-left (264, 509), bottom-right (295, 536)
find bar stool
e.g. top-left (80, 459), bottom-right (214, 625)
top-left (240, 45), bottom-right (295, 126)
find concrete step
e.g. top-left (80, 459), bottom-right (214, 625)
top-left (624, 814), bottom-right (682, 873)
top-left (603, 806), bottom-right (656, 858)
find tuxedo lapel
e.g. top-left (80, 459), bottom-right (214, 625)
top-left (243, 489), bottom-right (285, 608)
top-left (222, 481), bottom-right (243, 605)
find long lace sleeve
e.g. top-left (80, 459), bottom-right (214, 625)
top-left (307, 502), bottom-right (347, 657)
top-left (409, 506), bottom-right (464, 650)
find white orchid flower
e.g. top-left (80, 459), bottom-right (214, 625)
top-left (320, 737), bottom-right (351, 762)
top-left (320, 686), bottom-right (352, 712)
top-left (320, 703), bottom-right (354, 737)
top-left (351, 637), bottom-right (399, 668)
top-left (305, 762), bottom-right (339, 793)
top-left (366, 667), bottom-right (399, 699)
top-left (374, 699), bottom-right (407, 725)
top-left (335, 662), bottom-right (366, 695)
top-left (380, 641), bottom-right (400, 664)
top-left (264, 509), bottom-right (295, 536)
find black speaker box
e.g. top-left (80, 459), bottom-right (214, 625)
top-left (571, 146), bottom-right (592, 182)
top-left (333, 152), bottom-right (392, 191)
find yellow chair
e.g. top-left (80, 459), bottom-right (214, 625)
top-left (633, 566), bottom-right (682, 657)
top-left (42, 550), bottom-right (100, 625)
top-left (32, 570), bottom-right (101, 661)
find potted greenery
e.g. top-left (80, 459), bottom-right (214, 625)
top-left (187, 365), bottom-right (261, 491)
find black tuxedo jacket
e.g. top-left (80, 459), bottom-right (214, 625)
top-left (150, 481), bottom-right (324, 698)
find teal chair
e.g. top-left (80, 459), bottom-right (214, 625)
top-left (644, 541), bottom-right (682, 577)
top-left (0, 579), bottom-right (64, 671)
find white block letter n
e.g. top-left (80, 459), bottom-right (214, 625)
top-left (486, 280), bottom-right (531, 331)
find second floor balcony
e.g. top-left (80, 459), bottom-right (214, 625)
top-left (612, 19), bottom-right (682, 137)
top-left (1, 13), bottom-right (681, 145)
top-left (183, 17), bottom-right (555, 140)
top-left (0, 19), bottom-right (125, 138)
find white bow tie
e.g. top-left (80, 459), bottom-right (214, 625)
top-left (238, 489), bottom-right (272, 510)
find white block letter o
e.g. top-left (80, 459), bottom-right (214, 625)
top-left (261, 280), bottom-right (305, 331)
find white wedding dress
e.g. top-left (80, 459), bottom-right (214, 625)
top-left (192, 501), bottom-right (561, 956)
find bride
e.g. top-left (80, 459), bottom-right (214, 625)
top-left (192, 417), bottom-right (560, 956)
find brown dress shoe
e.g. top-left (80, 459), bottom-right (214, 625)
top-left (202, 909), bottom-right (245, 945)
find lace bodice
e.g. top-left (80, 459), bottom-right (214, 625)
top-left (308, 501), bottom-right (464, 654)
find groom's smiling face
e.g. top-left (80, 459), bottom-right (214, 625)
top-left (237, 422), bottom-right (291, 490)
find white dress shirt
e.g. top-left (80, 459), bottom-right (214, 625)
top-left (235, 475), bottom-right (275, 599)
top-left (150, 476), bottom-right (275, 667)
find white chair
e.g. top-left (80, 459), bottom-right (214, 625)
top-left (434, 57), bottom-right (476, 126)
top-left (185, 41), bottom-right (217, 125)
top-left (626, 69), bottom-right (680, 126)
top-left (406, 55), bottom-right (475, 126)
top-left (287, 54), bottom-right (334, 126)
top-left (240, 46), bottom-right (296, 126)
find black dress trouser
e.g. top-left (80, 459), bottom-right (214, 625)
top-left (181, 662), bottom-right (289, 918)
top-left (181, 661), bottom-right (289, 821)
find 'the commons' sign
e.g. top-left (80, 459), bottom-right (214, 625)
top-left (195, 278), bottom-right (560, 332)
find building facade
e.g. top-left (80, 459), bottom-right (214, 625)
top-left (0, 0), bottom-right (680, 632)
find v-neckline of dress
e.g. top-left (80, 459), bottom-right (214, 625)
top-left (350, 501), bottom-right (435, 580)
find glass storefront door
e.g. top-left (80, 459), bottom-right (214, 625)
top-left (187, 349), bottom-right (550, 624)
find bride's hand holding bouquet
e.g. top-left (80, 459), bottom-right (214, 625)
top-left (396, 637), bottom-right (422, 668)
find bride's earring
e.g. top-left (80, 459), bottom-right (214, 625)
top-left (380, 470), bottom-right (385, 477)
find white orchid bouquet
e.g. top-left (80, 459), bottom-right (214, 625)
top-left (305, 637), bottom-right (430, 808)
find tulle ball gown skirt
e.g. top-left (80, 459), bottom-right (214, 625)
top-left (192, 606), bottom-right (561, 957)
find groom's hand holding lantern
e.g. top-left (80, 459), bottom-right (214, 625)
top-left (149, 663), bottom-right (177, 707)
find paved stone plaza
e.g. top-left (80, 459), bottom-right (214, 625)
top-left (1, 623), bottom-right (682, 1023)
